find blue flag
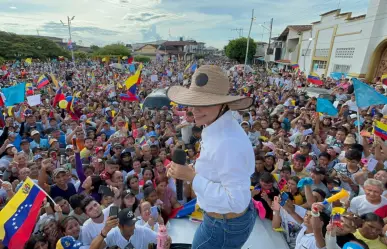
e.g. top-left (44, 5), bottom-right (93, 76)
top-left (317, 98), bottom-right (338, 116)
top-left (129, 64), bottom-right (136, 73)
top-left (353, 78), bottom-right (387, 108)
top-left (330, 72), bottom-right (347, 81)
top-left (2, 83), bottom-right (26, 106)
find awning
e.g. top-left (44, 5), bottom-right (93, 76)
top-left (274, 59), bottom-right (292, 65)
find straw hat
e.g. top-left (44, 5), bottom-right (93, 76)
top-left (167, 65), bottom-right (253, 110)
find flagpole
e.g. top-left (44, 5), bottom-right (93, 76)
top-left (356, 108), bottom-right (361, 144)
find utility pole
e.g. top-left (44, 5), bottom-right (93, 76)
top-left (267, 18), bottom-right (273, 53)
top-left (36, 29), bottom-right (40, 36)
top-left (60, 16), bottom-right (75, 62)
top-left (244, 9), bottom-right (255, 69)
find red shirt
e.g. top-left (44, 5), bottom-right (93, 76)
top-left (374, 205), bottom-right (387, 219)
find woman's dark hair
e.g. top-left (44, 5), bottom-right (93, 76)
top-left (69, 194), bottom-right (85, 209)
top-left (126, 174), bottom-right (139, 189)
top-left (59, 216), bottom-right (80, 234)
top-left (143, 185), bottom-right (156, 200)
top-left (289, 176), bottom-right (300, 184)
top-left (24, 234), bottom-right (47, 249)
top-left (360, 212), bottom-right (384, 227)
top-left (155, 175), bottom-right (169, 186)
top-left (143, 167), bottom-right (155, 180)
top-left (319, 152), bottom-right (331, 161)
top-left (350, 144), bottom-right (364, 153)
top-left (319, 212), bottom-right (330, 238)
top-left (120, 190), bottom-right (140, 211)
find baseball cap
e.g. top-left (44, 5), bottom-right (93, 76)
top-left (122, 189), bottom-right (135, 198)
top-left (288, 142), bottom-right (297, 148)
top-left (20, 139), bottom-right (29, 145)
top-left (56, 236), bottom-right (82, 249)
top-left (95, 147), bottom-right (104, 154)
top-left (53, 168), bottom-right (67, 178)
top-left (118, 208), bottom-right (138, 227)
top-left (311, 167), bottom-right (326, 175)
top-left (5, 144), bottom-right (15, 149)
top-left (342, 242), bottom-right (364, 249)
top-left (49, 138), bottom-right (58, 146)
top-left (148, 131), bottom-right (157, 137)
top-left (262, 141), bottom-right (275, 151)
top-left (33, 155), bottom-right (43, 161)
top-left (113, 143), bottom-right (123, 149)
top-left (66, 145), bottom-right (74, 150)
top-left (328, 146), bottom-right (341, 155)
top-left (31, 130), bottom-right (40, 136)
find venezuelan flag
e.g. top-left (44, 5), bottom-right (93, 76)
top-left (0, 178), bottom-right (46, 249)
top-left (124, 63), bottom-right (143, 90)
top-left (291, 64), bottom-right (299, 69)
top-left (374, 121), bottom-right (387, 140)
top-left (53, 87), bottom-right (65, 107)
top-left (119, 93), bottom-right (139, 102)
top-left (307, 72), bottom-right (323, 86)
top-left (25, 83), bottom-right (34, 95)
top-left (382, 74), bottom-right (387, 86)
top-left (37, 75), bottom-right (50, 89)
top-left (49, 73), bottom-right (59, 89)
top-left (169, 198), bottom-right (197, 219)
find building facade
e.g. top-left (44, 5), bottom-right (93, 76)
top-left (268, 0), bottom-right (387, 82)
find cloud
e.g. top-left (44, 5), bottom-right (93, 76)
top-left (123, 12), bottom-right (168, 22)
top-left (140, 24), bottom-right (163, 41)
top-left (9, 6), bottom-right (17, 10)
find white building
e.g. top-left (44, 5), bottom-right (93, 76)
top-left (271, 0), bottom-right (387, 82)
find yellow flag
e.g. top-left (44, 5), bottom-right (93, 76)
top-left (124, 64), bottom-right (143, 89)
top-left (50, 73), bottom-right (59, 88)
top-left (25, 58), bottom-right (32, 65)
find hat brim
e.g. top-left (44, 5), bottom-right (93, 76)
top-left (167, 86), bottom-right (253, 111)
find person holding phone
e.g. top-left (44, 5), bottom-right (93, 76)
top-left (166, 66), bottom-right (256, 249)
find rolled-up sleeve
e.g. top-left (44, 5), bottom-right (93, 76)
top-left (192, 139), bottom-right (253, 213)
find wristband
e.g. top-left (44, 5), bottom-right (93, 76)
top-left (311, 211), bottom-right (320, 217)
top-left (100, 231), bottom-right (106, 238)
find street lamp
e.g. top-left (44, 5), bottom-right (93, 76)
top-left (60, 16), bottom-right (75, 62)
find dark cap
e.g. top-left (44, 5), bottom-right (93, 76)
top-left (300, 142), bottom-right (312, 150)
top-left (311, 166), bottom-right (326, 175)
top-left (118, 208), bottom-right (138, 227)
top-left (113, 143), bottom-right (123, 149)
top-left (122, 189), bottom-right (135, 198)
top-left (20, 139), bottom-right (30, 145)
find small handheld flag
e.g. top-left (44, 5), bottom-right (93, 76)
top-left (37, 75), bottom-right (50, 89)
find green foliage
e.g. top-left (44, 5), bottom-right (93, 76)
top-left (224, 37), bottom-right (257, 64)
top-left (74, 51), bottom-right (89, 60)
top-left (0, 56), bottom-right (5, 65)
top-left (0, 31), bottom-right (70, 60)
top-left (134, 55), bottom-right (151, 63)
top-left (90, 45), bottom-right (100, 52)
top-left (93, 43), bottom-right (130, 56)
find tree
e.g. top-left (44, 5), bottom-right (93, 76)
top-left (134, 55), bottom-right (151, 63)
top-left (224, 37), bottom-right (257, 64)
top-left (94, 43), bottom-right (130, 56)
top-left (0, 31), bottom-right (70, 59)
top-left (90, 45), bottom-right (100, 52)
top-left (74, 51), bottom-right (89, 60)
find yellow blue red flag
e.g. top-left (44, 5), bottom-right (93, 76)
top-left (374, 121), bottom-right (387, 140)
top-left (0, 177), bottom-right (46, 249)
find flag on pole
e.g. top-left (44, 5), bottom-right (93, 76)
top-left (119, 93), bottom-right (139, 102)
top-left (353, 78), bottom-right (387, 108)
top-left (2, 83), bottom-right (26, 106)
top-left (169, 198), bottom-right (197, 219)
top-left (0, 178), bottom-right (47, 249)
top-left (37, 75), bottom-right (50, 89)
top-left (307, 72), bottom-right (323, 85)
top-left (49, 73), bottom-right (59, 89)
top-left (316, 98), bottom-right (338, 116)
top-left (53, 88), bottom-right (65, 107)
top-left (24, 58), bottom-right (32, 65)
top-left (124, 64), bottom-right (143, 90)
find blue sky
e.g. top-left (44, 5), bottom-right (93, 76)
top-left (0, 0), bottom-right (369, 49)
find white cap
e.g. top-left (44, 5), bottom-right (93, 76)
top-left (31, 130), bottom-right (40, 136)
top-left (66, 145), bottom-right (74, 150)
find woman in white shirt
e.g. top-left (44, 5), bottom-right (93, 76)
top-left (167, 65), bottom-right (256, 249)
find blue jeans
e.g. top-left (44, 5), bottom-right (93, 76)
top-left (192, 202), bottom-right (256, 249)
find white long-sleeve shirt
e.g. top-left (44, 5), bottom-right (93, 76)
top-left (192, 111), bottom-right (254, 214)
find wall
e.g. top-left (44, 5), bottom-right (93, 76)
top-left (138, 45), bottom-right (157, 53)
top-left (298, 30), bottom-right (313, 73)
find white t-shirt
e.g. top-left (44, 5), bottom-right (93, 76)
top-left (348, 195), bottom-right (387, 216)
top-left (104, 226), bottom-right (157, 249)
top-left (295, 225), bottom-right (321, 249)
top-left (81, 205), bottom-right (111, 246)
top-left (280, 205), bottom-right (307, 248)
top-left (180, 120), bottom-right (194, 145)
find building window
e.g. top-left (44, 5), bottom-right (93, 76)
top-left (302, 49), bottom-right (311, 56)
top-left (315, 48), bottom-right (329, 57)
top-left (314, 60), bottom-right (327, 69)
top-left (335, 48), bottom-right (355, 58)
top-left (333, 64), bottom-right (351, 73)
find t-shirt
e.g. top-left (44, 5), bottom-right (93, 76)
top-left (294, 225), bottom-right (320, 249)
top-left (349, 195), bottom-right (387, 216)
top-left (180, 120), bottom-right (194, 145)
top-left (50, 183), bottom-right (76, 201)
top-left (81, 205), bottom-right (111, 246)
top-left (280, 205), bottom-right (307, 249)
top-left (104, 226), bottom-right (157, 249)
top-left (333, 163), bottom-right (361, 193)
top-left (354, 230), bottom-right (385, 249)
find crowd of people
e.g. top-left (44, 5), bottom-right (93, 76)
top-left (0, 56), bottom-right (386, 249)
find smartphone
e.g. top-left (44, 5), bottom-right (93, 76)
top-left (279, 192), bottom-right (289, 206)
top-left (72, 138), bottom-right (77, 148)
top-left (278, 178), bottom-right (287, 191)
top-left (109, 206), bottom-right (119, 217)
top-left (98, 185), bottom-right (114, 197)
top-left (150, 206), bottom-right (159, 219)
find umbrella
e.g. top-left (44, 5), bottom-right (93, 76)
top-left (109, 63), bottom-right (124, 70)
top-left (142, 89), bottom-right (172, 109)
